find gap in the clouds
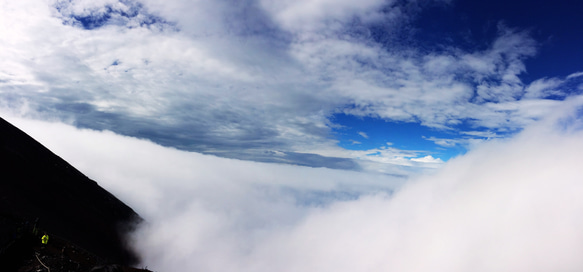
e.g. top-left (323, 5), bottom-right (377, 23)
top-left (330, 113), bottom-right (467, 161)
top-left (363, 0), bottom-right (583, 87)
top-left (408, 2), bottom-right (502, 55)
top-left (453, 0), bottom-right (583, 82)
top-left (363, 0), bottom-right (498, 53)
top-left (72, 9), bottom-right (111, 30)
top-left (408, 0), bottom-right (583, 83)
top-left (55, 0), bottom-right (174, 30)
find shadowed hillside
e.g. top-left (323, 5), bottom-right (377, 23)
top-left (0, 117), bottom-right (143, 269)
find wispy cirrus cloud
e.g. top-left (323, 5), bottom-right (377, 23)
top-left (358, 131), bottom-right (369, 139)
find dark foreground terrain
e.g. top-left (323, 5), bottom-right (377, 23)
top-left (0, 116), bottom-right (151, 271)
top-left (1, 217), bottom-right (152, 272)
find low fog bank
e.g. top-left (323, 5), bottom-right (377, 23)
top-left (0, 111), bottom-right (405, 269)
top-left (4, 97), bottom-right (583, 271)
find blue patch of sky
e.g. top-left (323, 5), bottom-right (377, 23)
top-left (72, 8), bottom-right (112, 29)
top-left (331, 113), bottom-right (473, 161)
top-left (455, 0), bottom-right (582, 83)
top-left (55, 0), bottom-right (174, 30)
top-left (376, 0), bottom-right (583, 85)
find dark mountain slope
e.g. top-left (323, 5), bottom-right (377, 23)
top-left (0, 116), bottom-right (141, 266)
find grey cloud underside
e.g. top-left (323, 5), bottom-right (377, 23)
top-left (8, 94), bottom-right (359, 169)
top-left (48, 102), bottom-right (280, 150)
top-left (214, 150), bottom-right (362, 171)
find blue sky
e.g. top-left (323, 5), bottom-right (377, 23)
top-left (1, 0), bottom-right (582, 175)
top-left (332, 113), bottom-right (468, 160)
top-left (329, 0), bottom-right (583, 164)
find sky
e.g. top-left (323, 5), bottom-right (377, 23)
top-left (1, 0), bottom-right (582, 176)
top-left (2, 0), bottom-right (583, 271)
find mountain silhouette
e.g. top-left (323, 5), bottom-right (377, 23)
top-left (0, 117), bottom-right (142, 269)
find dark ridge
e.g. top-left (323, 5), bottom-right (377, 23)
top-left (0, 116), bottom-right (142, 267)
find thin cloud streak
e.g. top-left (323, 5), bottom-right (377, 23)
top-left (358, 131), bottom-right (369, 139)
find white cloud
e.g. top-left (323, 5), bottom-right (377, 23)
top-left (0, 0), bottom-right (581, 174)
top-left (567, 71), bottom-right (583, 79)
top-left (358, 131), bottom-right (369, 139)
top-left (524, 77), bottom-right (564, 99)
top-left (259, 0), bottom-right (390, 33)
top-left (410, 155), bottom-right (443, 164)
top-left (136, 95), bottom-right (583, 271)
top-left (460, 130), bottom-right (500, 138)
top-left (0, 112), bottom-right (405, 268)
top-left (3, 94), bottom-right (583, 272)
top-left (424, 136), bottom-right (460, 147)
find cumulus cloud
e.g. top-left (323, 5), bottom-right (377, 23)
top-left (4, 96), bottom-right (583, 272)
top-left (410, 155), bottom-right (443, 163)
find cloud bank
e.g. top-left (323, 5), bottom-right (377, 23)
top-left (2, 0), bottom-right (582, 174)
top-left (4, 96), bottom-right (583, 271)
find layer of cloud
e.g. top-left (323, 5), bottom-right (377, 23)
top-left (137, 97), bottom-right (583, 271)
top-left (0, 111), bottom-right (405, 268)
top-left (1, 0), bottom-right (582, 175)
top-left (4, 95), bottom-right (583, 272)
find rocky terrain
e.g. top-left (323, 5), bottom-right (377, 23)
top-left (0, 117), bottom-right (151, 271)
